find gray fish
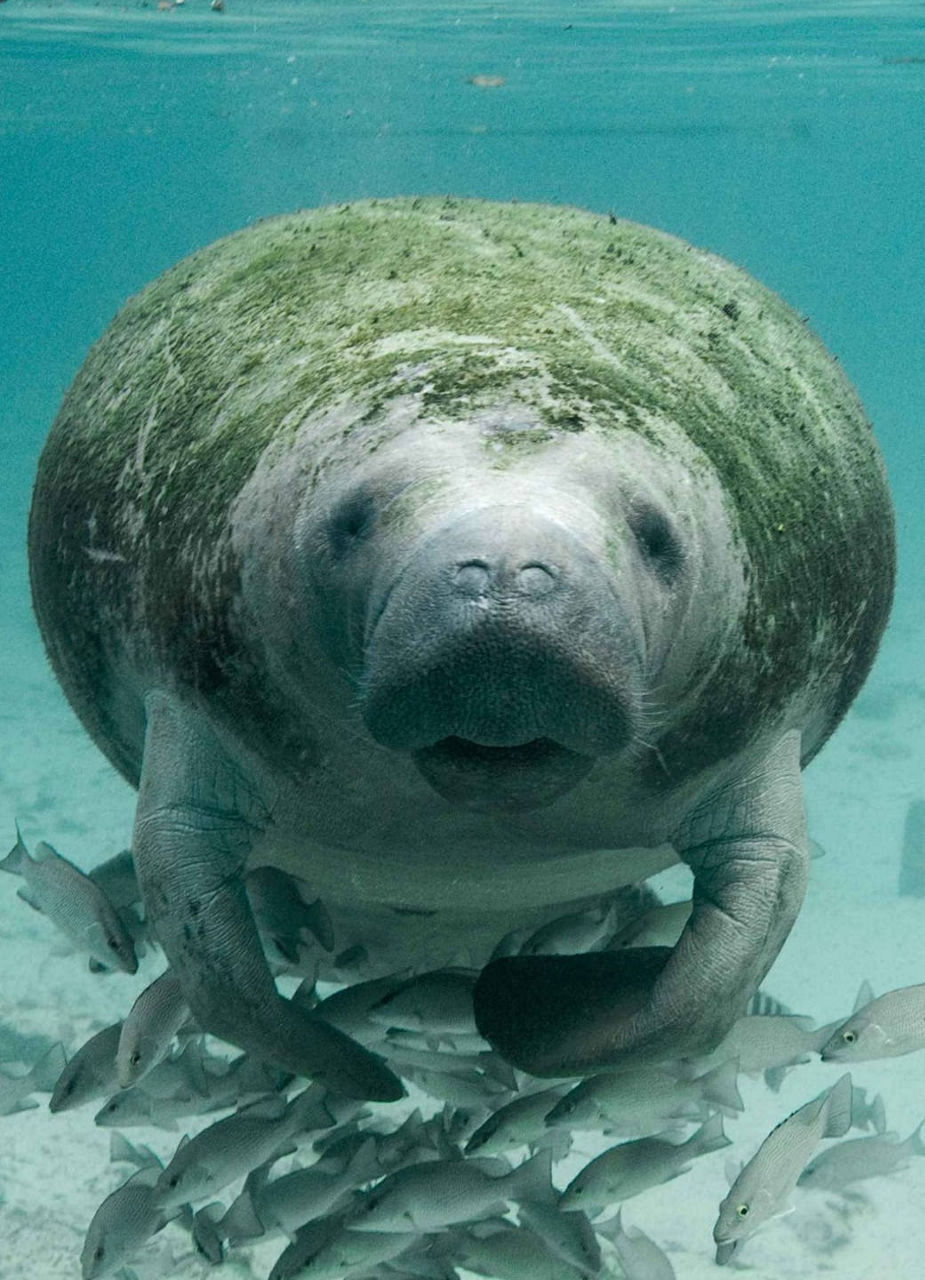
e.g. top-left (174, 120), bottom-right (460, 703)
top-left (713, 1072), bottom-right (852, 1255)
top-left (546, 1058), bottom-right (742, 1134)
top-left (81, 1164), bottom-right (185, 1279)
top-left (247, 866), bottom-right (336, 965)
top-left (311, 973), bottom-right (412, 1045)
top-left (516, 1199), bottom-right (601, 1273)
top-left (1, 827), bottom-right (137, 973)
top-left (560, 1112), bottom-right (730, 1211)
top-left (464, 1085), bottom-right (572, 1157)
top-left (822, 982), bottom-right (925, 1062)
top-left (50, 1021), bottom-right (123, 1112)
top-left (274, 1224), bottom-right (421, 1280)
top-left (608, 899), bottom-right (691, 950)
top-left (520, 900), bottom-right (620, 956)
top-left (448, 1219), bottom-right (589, 1280)
top-left (0, 1042), bottom-right (66, 1116)
top-left (369, 968), bottom-right (478, 1036)
top-left (797, 1121), bottom-right (925, 1192)
top-left (116, 970), bottom-right (191, 1088)
top-left (221, 1136), bottom-right (379, 1243)
top-left (692, 1014), bottom-right (839, 1079)
top-left (155, 1083), bottom-right (351, 1208)
top-left (352, 1149), bottom-right (554, 1233)
top-left (596, 1209), bottom-right (676, 1280)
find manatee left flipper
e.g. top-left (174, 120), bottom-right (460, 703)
top-left (132, 691), bottom-right (403, 1102)
top-left (474, 730), bottom-right (810, 1075)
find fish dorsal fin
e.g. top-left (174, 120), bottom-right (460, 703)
top-left (823, 1073), bottom-right (854, 1139)
top-left (724, 1158), bottom-right (744, 1187)
top-left (853, 980), bottom-right (875, 1012)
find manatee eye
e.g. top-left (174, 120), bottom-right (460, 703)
top-left (736, 1204), bottom-right (750, 1218)
top-left (327, 488), bottom-right (377, 556)
top-left (94, 1244), bottom-right (105, 1262)
top-left (629, 504), bottom-right (683, 581)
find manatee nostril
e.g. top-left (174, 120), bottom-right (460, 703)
top-left (453, 560), bottom-right (491, 595)
top-left (516, 562), bottom-right (557, 595)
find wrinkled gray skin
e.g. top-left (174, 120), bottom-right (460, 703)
top-left (28, 198), bottom-right (894, 1094)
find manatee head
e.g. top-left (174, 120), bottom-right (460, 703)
top-left (294, 394), bottom-right (739, 816)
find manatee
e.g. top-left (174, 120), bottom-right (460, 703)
top-left (28, 197), bottom-right (894, 1090)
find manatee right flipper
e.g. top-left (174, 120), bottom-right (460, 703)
top-left (132, 691), bottom-right (403, 1103)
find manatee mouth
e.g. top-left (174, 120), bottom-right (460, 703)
top-left (412, 735), bottom-right (594, 812)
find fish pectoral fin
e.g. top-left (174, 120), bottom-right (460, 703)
top-left (133, 691), bottom-right (403, 1104)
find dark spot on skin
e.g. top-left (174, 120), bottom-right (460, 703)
top-left (189, 900), bottom-right (200, 916)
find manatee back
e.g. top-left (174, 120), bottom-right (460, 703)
top-left (29, 198), bottom-right (894, 786)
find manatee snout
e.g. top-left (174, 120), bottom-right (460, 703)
top-left (360, 506), bottom-right (642, 811)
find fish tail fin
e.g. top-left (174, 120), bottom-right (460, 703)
top-left (870, 1093), bottom-right (888, 1135)
top-left (905, 1119), bottom-right (925, 1157)
top-left (698, 1057), bottom-right (743, 1114)
top-left (30, 1043), bottom-right (67, 1092)
top-left (0, 824), bottom-right (29, 876)
top-left (823, 1072), bottom-right (853, 1138)
top-left (690, 1111), bottom-right (730, 1156)
top-left (510, 1148), bottom-right (556, 1206)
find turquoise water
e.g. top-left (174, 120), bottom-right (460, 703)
top-left (1, 3), bottom-right (924, 1278)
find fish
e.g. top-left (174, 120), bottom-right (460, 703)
top-left (155, 1083), bottom-right (358, 1208)
top-left (116, 969), bottom-right (191, 1087)
top-left (369, 968), bottom-right (478, 1036)
top-left (247, 866), bottom-right (336, 966)
top-left (691, 1014), bottom-right (839, 1082)
top-left (516, 1199), bottom-right (602, 1273)
top-left (713, 1072), bottom-right (852, 1259)
top-left (608, 899), bottom-right (692, 950)
top-left (311, 973), bottom-right (412, 1045)
top-left (559, 1112), bottom-right (730, 1212)
top-left (0, 1042), bottom-right (67, 1115)
top-left (220, 1135), bottom-right (380, 1243)
top-left (50, 1022), bottom-right (124, 1113)
top-left (520, 900), bottom-right (620, 956)
top-left (80, 1163), bottom-right (187, 1279)
top-left (446, 1219), bottom-right (590, 1280)
top-left (465, 1085), bottom-right (572, 1157)
top-left (545, 1058), bottom-right (742, 1135)
top-left (595, 1209), bottom-right (676, 1280)
top-left (1, 826), bottom-right (137, 973)
top-left (797, 1121), bottom-right (925, 1192)
top-left (272, 1223), bottom-right (423, 1280)
top-left (821, 981), bottom-right (925, 1061)
top-left (351, 1148), bottom-right (554, 1233)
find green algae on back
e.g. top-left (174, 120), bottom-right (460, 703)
top-left (28, 197), bottom-right (894, 786)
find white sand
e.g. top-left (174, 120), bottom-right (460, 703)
top-left (2, 566), bottom-right (924, 1280)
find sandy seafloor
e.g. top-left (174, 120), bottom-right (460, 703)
top-left (1, 549), bottom-right (924, 1280)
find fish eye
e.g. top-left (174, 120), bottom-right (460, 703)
top-left (168, 1175), bottom-right (180, 1188)
top-left (107, 936), bottom-right (121, 951)
top-left (130, 1051), bottom-right (142, 1066)
top-left (842, 1029), bottom-right (857, 1044)
top-left (736, 1204), bottom-right (749, 1218)
top-left (93, 1245), bottom-right (105, 1262)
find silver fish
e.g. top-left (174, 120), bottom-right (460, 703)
top-left (369, 968), bottom-right (478, 1036)
top-left (516, 1199), bottom-right (601, 1273)
top-left (608, 899), bottom-right (692, 950)
top-left (713, 1072), bottom-right (852, 1256)
top-left (311, 973), bottom-right (412, 1045)
top-left (50, 1021), bottom-right (123, 1112)
top-left (0, 1042), bottom-right (66, 1115)
top-left (560, 1111), bottom-right (730, 1211)
top-left (221, 1136), bottom-right (379, 1243)
top-left (155, 1083), bottom-right (352, 1208)
top-left (465, 1085), bottom-right (572, 1157)
top-left (351, 1149), bottom-right (553, 1234)
top-left (1, 827), bottom-right (137, 973)
top-left (274, 1224), bottom-right (421, 1280)
top-left (247, 866), bottom-right (335, 966)
top-left (822, 982), bottom-right (925, 1061)
top-left (797, 1121), bottom-right (925, 1192)
top-left (81, 1164), bottom-right (185, 1279)
top-left (448, 1219), bottom-right (589, 1280)
top-left (692, 1014), bottom-right (839, 1080)
top-left (596, 1209), bottom-right (676, 1280)
top-left (520, 900), bottom-right (620, 956)
top-left (116, 970), bottom-right (191, 1088)
top-left (546, 1058), bottom-right (742, 1134)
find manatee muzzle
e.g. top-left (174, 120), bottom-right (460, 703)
top-left (360, 508), bottom-right (641, 812)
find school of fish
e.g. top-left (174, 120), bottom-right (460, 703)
top-left (2, 827), bottom-right (925, 1279)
